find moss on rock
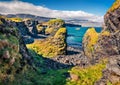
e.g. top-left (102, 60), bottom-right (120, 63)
top-left (82, 28), bottom-right (99, 57)
top-left (36, 24), bottom-right (45, 34)
top-left (108, 0), bottom-right (120, 13)
top-left (0, 18), bottom-right (30, 83)
top-left (27, 28), bottom-right (67, 58)
top-left (45, 19), bottom-right (65, 35)
top-left (67, 59), bottom-right (107, 85)
top-left (8, 17), bottom-right (23, 22)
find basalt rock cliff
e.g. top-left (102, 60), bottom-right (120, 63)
top-left (83, 0), bottom-right (120, 84)
top-left (0, 17), bottom-right (31, 83)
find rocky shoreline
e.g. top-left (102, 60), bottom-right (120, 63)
top-left (33, 46), bottom-right (90, 70)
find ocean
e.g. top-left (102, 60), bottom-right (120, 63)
top-left (66, 26), bottom-right (102, 48)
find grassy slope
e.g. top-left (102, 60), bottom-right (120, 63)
top-left (11, 50), bottom-right (69, 85)
top-left (8, 50), bottom-right (107, 85)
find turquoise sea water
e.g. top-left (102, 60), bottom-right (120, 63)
top-left (66, 26), bottom-right (102, 48)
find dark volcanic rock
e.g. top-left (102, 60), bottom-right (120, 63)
top-left (94, 0), bottom-right (120, 84)
top-left (51, 47), bottom-right (90, 68)
top-left (15, 19), bottom-right (38, 44)
top-left (24, 19), bottom-right (38, 37)
top-left (94, 7), bottom-right (120, 57)
top-left (82, 1), bottom-right (120, 59)
top-left (0, 17), bottom-right (32, 82)
top-left (95, 55), bottom-right (120, 85)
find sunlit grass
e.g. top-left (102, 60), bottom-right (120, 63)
top-left (66, 59), bottom-right (107, 85)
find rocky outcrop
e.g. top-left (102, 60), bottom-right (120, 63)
top-left (95, 0), bottom-right (120, 84)
top-left (93, 0), bottom-right (120, 58)
top-left (83, 0), bottom-right (120, 84)
top-left (82, 28), bottom-right (99, 58)
top-left (83, 1), bottom-right (120, 58)
top-left (27, 27), bottom-right (67, 57)
top-left (10, 18), bottom-right (38, 44)
top-left (45, 19), bottom-right (65, 35)
top-left (36, 23), bottom-right (46, 34)
top-left (95, 55), bottom-right (120, 85)
top-left (0, 17), bottom-right (31, 82)
top-left (23, 19), bottom-right (38, 36)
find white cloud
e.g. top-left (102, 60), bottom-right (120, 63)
top-left (0, 1), bottom-right (103, 22)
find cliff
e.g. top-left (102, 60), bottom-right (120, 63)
top-left (83, 0), bottom-right (120, 84)
top-left (45, 19), bottom-right (65, 35)
top-left (0, 17), bottom-right (31, 83)
top-left (27, 27), bottom-right (67, 57)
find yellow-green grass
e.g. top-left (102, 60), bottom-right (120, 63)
top-left (8, 17), bottom-right (23, 22)
top-left (66, 59), bottom-right (107, 85)
top-left (108, 0), bottom-right (120, 13)
top-left (27, 28), bottom-right (66, 58)
top-left (83, 28), bottom-right (99, 57)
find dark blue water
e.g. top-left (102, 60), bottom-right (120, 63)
top-left (66, 26), bottom-right (102, 48)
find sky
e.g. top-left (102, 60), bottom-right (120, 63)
top-left (0, 0), bottom-right (115, 22)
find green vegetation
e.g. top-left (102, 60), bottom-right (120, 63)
top-left (83, 28), bottom-right (111, 58)
top-left (36, 24), bottom-right (45, 34)
top-left (107, 81), bottom-right (113, 85)
top-left (45, 27), bottom-right (55, 35)
top-left (0, 20), bottom-right (3, 25)
top-left (47, 19), bottom-right (64, 27)
top-left (0, 16), bottom-right (6, 25)
top-left (108, 0), bottom-right (120, 12)
top-left (45, 19), bottom-right (65, 35)
top-left (4, 49), bottom-right (108, 85)
top-left (27, 28), bottom-right (67, 58)
top-left (54, 27), bottom-right (66, 39)
top-left (100, 31), bottom-right (110, 36)
top-left (83, 28), bottom-right (99, 57)
top-left (0, 27), bottom-right (22, 83)
top-left (66, 59), bottom-right (107, 85)
top-left (9, 50), bottom-right (69, 85)
top-left (8, 17), bottom-right (23, 22)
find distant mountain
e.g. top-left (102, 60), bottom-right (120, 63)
top-left (6, 14), bottom-right (55, 22)
top-left (2, 14), bottom-right (102, 27)
top-left (65, 19), bottom-right (102, 27)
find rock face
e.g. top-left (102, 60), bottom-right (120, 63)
top-left (95, 0), bottom-right (120, 84)
top-left (0, 17), bottom-right (31, 82)
top-left (15, 19), bottom-right (38, 44)
top-left (83, 1), bottom-right (120, 58)
top-left (95, 55), bottom-right (120, 85)
top-left (23, 19), bottom-right (38, 36)
top-left (83, 0), bottom-right (120, 84)
top-left (36, 24), bottom-right (46, 34)
top-left (27, 27), bottom-right (67, 57)
top-left (93, 2), bottom-right (120, 57)
top-left (82, 28), bottom-right (99, 58)
top-left (45, 19), bottom-right (65, 35)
